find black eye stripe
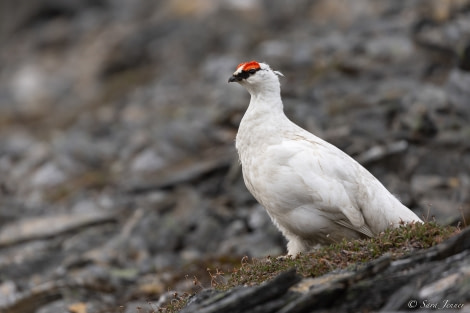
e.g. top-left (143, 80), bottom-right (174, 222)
top-left (234, 68), bottom-right (260, 80)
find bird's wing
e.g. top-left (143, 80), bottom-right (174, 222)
top-left (266, 135), bottom-right (375, 237)
top-left (335, 219), bottom-right (374, 237)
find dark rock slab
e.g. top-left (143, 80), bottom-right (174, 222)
top-left (181, 269), bottom-right (301, 313)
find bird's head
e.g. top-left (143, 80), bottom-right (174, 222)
top-left (228, 61), bottom-right (283, 95)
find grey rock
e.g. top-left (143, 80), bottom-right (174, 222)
top-left (364, 35), bottom-right (414, 61)
top-left (247, 205), bottom-right (272, 230)
top-left (30, 162), bottom-right (67, 188)
top-left (130, 148), bottom-right (167, 173)
top-left (446, 69), bottom-right (470, 115)
top-left (411, 175), bottom-right (448, 196)
top-left (219, 231), bottom-right (284, 258)
top-left (0, 210), bottom-right (116, 247)
top-left (36, 300), bottom-right (69, 313)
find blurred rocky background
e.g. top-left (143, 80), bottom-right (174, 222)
top-left (0, 0), bottom-right (470, 312)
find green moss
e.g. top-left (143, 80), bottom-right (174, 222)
top-left (224, 222), bottom-right (459, 289)
top-left (159, 222), bottom-right (459, 312)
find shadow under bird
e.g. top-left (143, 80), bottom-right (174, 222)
top-left (229, 61), bottom-right (423, 255)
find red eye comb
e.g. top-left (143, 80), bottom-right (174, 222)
top-left (237, 61), bottom-right (260, 71)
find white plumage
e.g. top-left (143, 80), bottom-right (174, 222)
top-left (229, 61), bottom-right (423, 255)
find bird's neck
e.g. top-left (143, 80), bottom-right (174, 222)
top-left (236, 83), bottom-right (288, 151)
top-left (245, 82), bottom-right (284, 117)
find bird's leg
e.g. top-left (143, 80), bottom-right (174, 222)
top-left (287, 236), bottom-right (309, 256)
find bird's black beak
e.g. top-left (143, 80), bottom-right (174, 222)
top-left (228, 75), bottom-right (238, 83)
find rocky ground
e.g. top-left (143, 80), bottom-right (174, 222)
top-left (0, 0), bottom-right (470, 312)
top-left (181, 226), bottom-right (470, 313)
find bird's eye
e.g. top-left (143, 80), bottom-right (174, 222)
top-left (248, 69), bottom-right (257, 74)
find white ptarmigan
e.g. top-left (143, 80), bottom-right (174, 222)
top-left (228, 61), bottom-right (423, 255)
